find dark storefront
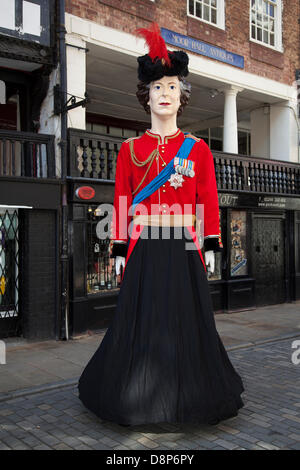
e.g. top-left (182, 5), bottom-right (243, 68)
top-left (209, 193), bottom-right (300, 313)
top-left (0, 179), bottom-right (61, 339)
top-left (67, 129), bottom-right (300, 337)
top-left (0, 0), bottom-right (60, 339)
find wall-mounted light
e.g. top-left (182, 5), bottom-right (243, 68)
top-left (209, 89), bottom-right (220, 99)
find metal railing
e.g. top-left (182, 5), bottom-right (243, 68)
top-left (0, 130), bottom-right (56, 178)
top-left (214, 151), bottom-right (300, 194)
top-left (68, 128), bottom-right (300, 194)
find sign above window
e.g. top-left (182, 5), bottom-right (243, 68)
top-left (161, 28), bottom-right (244, 69)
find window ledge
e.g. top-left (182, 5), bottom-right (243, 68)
top-left (249, 38), bottom-right (284, 55)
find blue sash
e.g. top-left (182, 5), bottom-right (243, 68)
top-left (130, 136), bottom-right (196, 215)
top-left (127, 136), bottom-right (197, 243)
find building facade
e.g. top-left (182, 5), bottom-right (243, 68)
top-left (1, 0), bottom-right (299, 340)
top-left (63, 0), bottom-right (300, 337)
top-left (0, 0), bottom-right (62, 339)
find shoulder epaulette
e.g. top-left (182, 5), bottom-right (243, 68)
top-left (124, 136), bottom-right (141, 144)
top-left (184, 133), bottom-right (201, 142)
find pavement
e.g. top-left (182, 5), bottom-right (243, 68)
top-left (0, 301), bottom-right (299, 450)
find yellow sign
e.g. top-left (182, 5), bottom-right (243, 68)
top-left (0, 276), bottom-right (5, 295)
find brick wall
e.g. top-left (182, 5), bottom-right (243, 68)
top-left (65, 0), bottom-right (300, 85)
top-left (21, 210), bottom-right (58, 340)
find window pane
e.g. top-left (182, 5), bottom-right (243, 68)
top-left (270, 32), bottom-right (274, 46)
top-left (230, 211), bottom-right (248, 277)
top-left (203, 4), bottom-right (209, 21)
top-left (263, 14), bottom-right (268, 28)
top-left (109, 126), bottom-right (122, 136)
top-left (251, 25), bottom-right (256, 39)
top-left (263, 29), bottom-right (268, 43)
top-left (123, 128), bottom-right (136, 138)
top-left (257, 13), bottom-right (262, 25)
top-left (211, 127), bottom-right (223, 138)
top-left (189, 0), bottom-right (194, 15)
top-left (92, 123), bottom-right (107, 134)
top-left (195, 1), bottom-right (201, 17)
top-left (238, 131), bottom-right (249, 155)
top-left (211, 0), bottom-right (217, 6)
top-left (197, 128), bottom-right (209, 138)
top-left (257, 27), bottom-right (262, 41)
top-left (211, 8), bottom-right (217, 24)
top-left (263, 1), bottom-right (268, 14)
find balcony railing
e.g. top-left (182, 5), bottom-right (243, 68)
top-left (68, 128), bottom-right (123, 180)
top-left (214, 151), bottom-right (300, 194)
top-left (68, 128), bottom-right (300, 195)
top-left (0, 130), bottom-right (56, 178)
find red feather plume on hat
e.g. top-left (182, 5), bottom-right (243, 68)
top-left (135, 22), bottom-right (171, 67)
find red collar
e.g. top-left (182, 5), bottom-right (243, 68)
top-left (144, 129), bottom-right (183, 145)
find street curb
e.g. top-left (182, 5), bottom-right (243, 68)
top-left (0, 378), bottom-right (79, 403)
top-left (226, 332), bottom-right (300, 351)
top-left (1, 332), bottom-right (300, 403)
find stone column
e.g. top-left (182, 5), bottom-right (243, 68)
top-left (219, 86), bottom-right (244, 154)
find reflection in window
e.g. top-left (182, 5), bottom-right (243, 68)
top-left (230, 210), bottom-right (248, 277)
top-left (86, 206), bottom-right (119, 294)
top-left (250, 0), bottom-right (281, 49)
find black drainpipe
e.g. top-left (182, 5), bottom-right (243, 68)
top-left (58, 0), bottom-right (69, 339)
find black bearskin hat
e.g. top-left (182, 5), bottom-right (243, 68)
top-left (136, 23), bottom-right (189, 84)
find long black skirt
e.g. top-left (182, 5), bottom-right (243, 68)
top-left (78, 226), bottom-right (245, 425)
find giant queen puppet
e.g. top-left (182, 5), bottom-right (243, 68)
top-left (78, 23), bottom-right (245, 426)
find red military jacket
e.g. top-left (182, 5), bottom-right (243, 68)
top-left (110, 129), bottom-right (222, 271)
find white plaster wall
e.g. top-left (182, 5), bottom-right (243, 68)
top-left (250, 107), bottom-right (270, 159)
top-left (39, 66), bottom-right (62, 177)
top-left (65, 36), bottom-right (86, 130)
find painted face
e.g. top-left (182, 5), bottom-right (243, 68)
top-left (148, 76), bottom-right (181, 118)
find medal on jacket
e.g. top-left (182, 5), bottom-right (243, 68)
top-left (168, 157), bottom-right (195, 189)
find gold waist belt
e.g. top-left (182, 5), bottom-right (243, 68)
top-left (133, 214), bottom-right (196, 226)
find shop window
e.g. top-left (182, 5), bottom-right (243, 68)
top-left (0, 209), bottom-right (19, 324)
top-left (210, 127), bottom-right (223, 151)
top-left (230, 210), bottom-right (248, 277)
top-left (86, 205), bottom-right (119, 294)
top-left (238, 130), bottom-right (251, 155)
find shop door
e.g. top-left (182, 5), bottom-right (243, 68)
top-left (252, 215), bottom-right (285, 306)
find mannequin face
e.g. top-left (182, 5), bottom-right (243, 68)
top-left (147, 75), bottom-right (181, 118)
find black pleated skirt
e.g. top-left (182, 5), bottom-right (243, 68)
top-left (78, 226), bottom-right (245, 425)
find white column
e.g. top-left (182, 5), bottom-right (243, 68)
top-left (220, 86), bottom-right (243, 154)
top-left (270, 98), bottom-right (299, 163)
top-left (65, 36), bottom-right (87, 130)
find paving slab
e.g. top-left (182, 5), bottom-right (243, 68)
top-left (0, 301), bottom-right (299, 397)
